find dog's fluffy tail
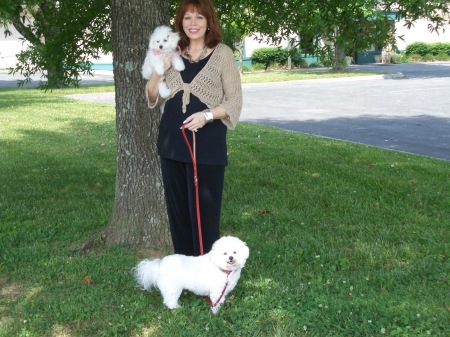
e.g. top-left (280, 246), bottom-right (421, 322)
top-left (133, 259), bottom-right (161, 291)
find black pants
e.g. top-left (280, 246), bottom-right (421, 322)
top-left (160, 158), bottom-right (225, 256)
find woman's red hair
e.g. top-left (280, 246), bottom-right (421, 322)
top-left (175, 0), bottom-right (222, 50)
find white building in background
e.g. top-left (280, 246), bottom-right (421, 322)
top-left (0, 25), bottom-right (28, 69)
top-left (395, 17), bottom-right (450, 51)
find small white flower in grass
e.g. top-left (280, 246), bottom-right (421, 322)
top-left (315, 255), bottom-right (320, 258)
top-left (303, 326), bottom-right (307, 331)
top-left (319, 304), bottom-right (323, 308)
top-left (426, 331), bottom-right (431, 335)
top-left (417, 313), bottom-right (421, 318)
top-left (381, 328), bottom-right (386, 334)
top-left (368, 320), bottom-right (372, 324)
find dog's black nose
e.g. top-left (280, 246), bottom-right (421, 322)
top-left (159, 45), bottom-right (163, 49)
top-left (229, 256), bottom-right (234, 261)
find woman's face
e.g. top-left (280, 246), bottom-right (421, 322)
top-left (182, 8), bottom-right (208, 43)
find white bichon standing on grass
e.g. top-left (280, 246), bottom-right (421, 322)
top-left (141, 25), bottom-right (185, 98)
top-left (134, 236), bottom-right (250, 314)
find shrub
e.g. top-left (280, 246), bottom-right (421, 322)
top-left (251, 47), bottom-right (289, 69)
top-left (251, 63), bottom-right (266, 71)
top-left (428, 42), bottom-right (450, 55)
top-left (407, 54), bottom-right (423, 62)
top-left (295, 58), bottom-right (308, 68)
top-left (390, 53), bottom-right (403, 64)
top-left (435, 53), bottom-right (450, 61)
top-left (309, 62), bottom-right (322, 68)
top-left (405, 42), bottom-right (450, 56)
top-left (405, 42), bottom-right (429, 55)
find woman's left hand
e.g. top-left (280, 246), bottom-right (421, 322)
top-left (182, 112), bottom-right (208, 132)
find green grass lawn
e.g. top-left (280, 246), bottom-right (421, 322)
top-left (0, 83), bottom-right (448, 337)
top-left (241, 69), bottom-right (383, 83)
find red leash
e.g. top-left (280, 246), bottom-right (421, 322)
top-left (181, 125), bottom-right (204, 255)
top-left (181, 125), bottom-right (231, 309)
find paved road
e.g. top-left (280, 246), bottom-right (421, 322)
top-left (242, 63), bottom-right (450, 161)
top-left (1, 63), bottom-right (449, 161)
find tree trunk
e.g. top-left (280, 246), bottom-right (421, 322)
top-left (103, 0), bottom-right (171, 248)
top-left (333, 44), bottom-right (346, 71)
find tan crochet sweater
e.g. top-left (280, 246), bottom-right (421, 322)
top-left (146, 43), bottom-right (242, 130)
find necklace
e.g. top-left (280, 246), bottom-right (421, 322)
top-left (184, 45), bottom-right (208, 63)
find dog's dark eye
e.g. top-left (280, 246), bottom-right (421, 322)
top-left (164, 39), bottom-right (167, 42)
top-left (223, 252), bottom-right (227, 255)
top-left (233, 251), bottom-right (237, 254)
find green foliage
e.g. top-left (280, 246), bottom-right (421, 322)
top-left (428, 42), bottom-right (450, 56)
top-left (390, 53), bottom-right (403, 64)
top-left (3, 0), bottom-right (450, 86)
top-left (251, 63), bottom-right (266, 71)
top-left (0, 85), bottom-right (448, 336)
top-left (404, 42), bottom-right (450, 62)
top-left (405, 42), bottom-right (450, 56)
top-left (3, 0), bottom-right (110, 89)
top-left (405, 42), bottom-right (430, 55)
top-left (251, 47), bottom-right (289, 69)
top-left (251, 47), bottom-right (306, 69)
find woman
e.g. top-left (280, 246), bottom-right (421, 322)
top-left (145, 0), bottom-right (242, 256)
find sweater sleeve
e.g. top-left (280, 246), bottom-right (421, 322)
top-left (218, 45), bottom-right (243, 130)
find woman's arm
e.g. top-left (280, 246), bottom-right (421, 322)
top-left (145, 71), bottom-right (162, 107)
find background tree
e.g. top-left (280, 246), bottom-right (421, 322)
top-left (0, 0), bottom-right (110, 89)
top-left (214, 0), bottom-right (449, 69)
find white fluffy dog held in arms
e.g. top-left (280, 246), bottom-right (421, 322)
top-left (134, 236), bottom-right (250, 314)
top-left (141, 25), bottom-right (185, 98)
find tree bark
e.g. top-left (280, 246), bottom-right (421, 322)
top-left (103, 0), bottom-right (171, 248)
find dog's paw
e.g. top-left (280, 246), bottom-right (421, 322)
top-left (164, 301), bottom-right (180, 310)
top-left (172, 55), bottom-right (185, 72)
top-left (154, 63), bottom-right (165, 76)
top-left (141, 54), bottom-right (153, 79)
top-left (141, 68), bottom-right (152, 80)
top-left (211, 305), bottom-right (221, 314)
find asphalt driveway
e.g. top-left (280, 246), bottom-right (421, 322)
top-left (241, 63), bottom-right (450, 161)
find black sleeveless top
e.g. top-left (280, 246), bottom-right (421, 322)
top-left (157, 51), bottom-right (228, 166)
